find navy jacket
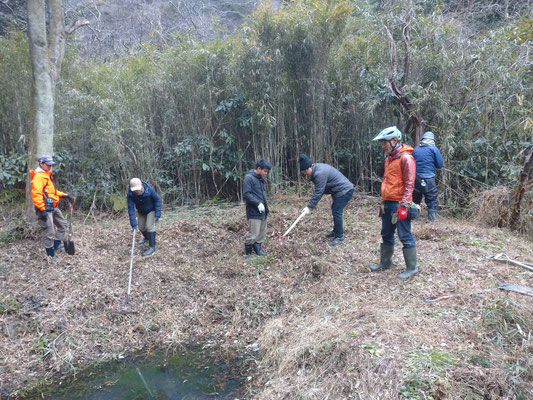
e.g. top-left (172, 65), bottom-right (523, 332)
top-left (308, 163), bottom-right (353, 209)
top-left (127, 181), bottom-right (161, 228)
top-left (412, 145), bottom-right (444, 179)
top-left (243, 169), bottom-right (269, 220)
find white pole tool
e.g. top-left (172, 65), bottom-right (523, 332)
top-left (282, 211), bottom-right (307, 238)
top-left (127, 229), bottom-right (136, 303)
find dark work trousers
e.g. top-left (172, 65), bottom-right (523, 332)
top-left (413, 176), bottom-right (438, 211)
top-left (381, 200), bottom-right (416, 249)
top-left (331, 188), bottom-right (354, 238)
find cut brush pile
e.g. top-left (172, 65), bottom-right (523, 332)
top-left (1, 195), bottom-right (532, 399)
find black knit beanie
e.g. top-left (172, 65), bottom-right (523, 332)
top-left (299, 154), bottom-right (313, 171)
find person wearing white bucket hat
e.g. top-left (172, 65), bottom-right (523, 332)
top-left (127, 178), bottom-right (161, 256)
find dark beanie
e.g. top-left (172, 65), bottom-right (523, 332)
top-left (299, 154), bottom-right (313, 171)
top-left (256, 159), bottom-right (272, 170)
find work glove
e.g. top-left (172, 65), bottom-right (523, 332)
top-left (396, 205), bottom-right (408, 221)
top-left (65, 194), bottom-right (75, 203)
top-left (302, 206), bottom-right (311, 215)
top-left (38, 210), bottom-right (48, 221)
top-left (258, 203), bottom-right (265, 213)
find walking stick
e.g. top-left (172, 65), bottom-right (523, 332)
top-left (282, 210), bottom-right (307, 238)
top-left (127, 229), bottom-right (136, 304)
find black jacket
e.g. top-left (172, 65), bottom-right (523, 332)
top-left (243, 169), bottom-right (269, 220)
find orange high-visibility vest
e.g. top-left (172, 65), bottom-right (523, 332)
top-left (30, 170), bottom-right (67, 211)
top-left (381, 145), bottom-right (415, 202)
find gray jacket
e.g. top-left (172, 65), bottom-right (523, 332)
top-left (307, 163), bottom-right (353, 209)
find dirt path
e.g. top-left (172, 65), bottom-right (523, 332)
top-left (1, 195), bottom-right (532, 399)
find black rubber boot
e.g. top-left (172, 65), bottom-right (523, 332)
top-left (138, 231), bottom-right (149, 245)
top-left (245, 244), bottom-right (253, 259)
top-left (142, 232), bottom-right (156, 256)
top-left (253, 242), bottom-right (267, 256)
top-left (370, 244), bottom-right (394, 272)
top-left (428, 209), bottom-right (436, 222)
top-left (397, 247), bottom-right (418, 279)
top-left (54, 239), bottom-right (64, 252)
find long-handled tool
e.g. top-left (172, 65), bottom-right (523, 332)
top-left (282, 210), bottom-right (307, 238)
top-left (64, 201), bottom-right (75, 255)
top-left (127, 230), bottom-right (136, 304)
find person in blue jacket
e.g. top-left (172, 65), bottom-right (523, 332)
top-left (243, 160), bottom-right (272, 259)
top-left (412, 131), bottom-right (444, 222)
top-left (128, 178), bottom-right (161, 256)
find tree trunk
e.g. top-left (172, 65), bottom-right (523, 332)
top-left (509, 146), bottom-right (533, 230)
top-left (26, 0), bottom-right (55, 218)
top-left (25, 1), bottom-right (88, 218)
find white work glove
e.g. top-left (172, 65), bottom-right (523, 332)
top-left (258, 202), bottom-right (265, 213)
top-left (302, 206), bottom-right (311, 215)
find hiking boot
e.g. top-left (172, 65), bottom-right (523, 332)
top-left (54, 239), bottom-right (64, 252)
top-left (370, 244), bottom-right (394, 272)
top-left (428, 209), bottom-right (436, 222)
top-left (328, 236), bottom-right (345, 247)
top-left (253, 242), bottom-right (267, 256)
top-left (397, 247), bottom-right (418, 279)
top-left (245, 244), bottom-right (253, 260)
top-left (138, 231), bottom-right (149, 245)
top-left (45, 247), bottom-right (60, 262)
top-left (325, 230), bottom-right (335, 238)
top-left (142, 232), bottom-right (156, 256)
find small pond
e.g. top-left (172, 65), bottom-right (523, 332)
top-left (38, 346), bottom-right (246, 399)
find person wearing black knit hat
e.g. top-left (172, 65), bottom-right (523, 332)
top-left (299, 154), bottom-right (354, 247)
top-left (243, 159), bottom-right (272, 259)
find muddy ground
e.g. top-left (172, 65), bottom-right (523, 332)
top-left (1, 194), bottom-right (532, 399)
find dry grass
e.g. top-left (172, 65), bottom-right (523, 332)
top-left (468, 185), bottom-right (533, 237)
top-left (1, 194), bottom-right (532, 399)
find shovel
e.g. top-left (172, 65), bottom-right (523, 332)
top-left (63, 201), bottom-right (75, 255)
top-left (282, 210), bottom-right (307, 238)
top-left (127, 229), bottom-right (136, 304)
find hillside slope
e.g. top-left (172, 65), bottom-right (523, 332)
top-left (1, 195), bottom-right (532, 399)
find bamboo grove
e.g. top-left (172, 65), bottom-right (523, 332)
top-left (0, 0), bottom-right (531, 212)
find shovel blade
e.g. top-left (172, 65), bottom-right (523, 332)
top-left (64, 239), bottom-right (75, 255)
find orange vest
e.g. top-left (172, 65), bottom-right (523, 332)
top-left (381, 145), bottom-right (414, 202)
top-left (30, 169), bottom-right (66, 211)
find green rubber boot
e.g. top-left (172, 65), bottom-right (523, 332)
top-left (397, 247), bottom-right (418, 279)
top-left (370, 244), bottom-right (394, 272)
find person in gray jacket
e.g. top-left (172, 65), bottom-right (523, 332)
top-left (299, 154), bottom-right (354, 246)
top-left (243, 159), bottom-right (272, 258)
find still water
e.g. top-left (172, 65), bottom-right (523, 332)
top-left (41, 348), bottom-right (245, 400)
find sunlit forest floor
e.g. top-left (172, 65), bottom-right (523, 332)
top-left (1, 194), bottom-right (532, 399)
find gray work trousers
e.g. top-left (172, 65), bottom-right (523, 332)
top-left (138, 211), bottom-right (156, 233)
top-left (38, 208), bottom-right (67, 249)
top-left (245, 218), bottom-right (267, 245)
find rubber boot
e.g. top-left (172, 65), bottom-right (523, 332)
top-left (370, 244), bottom-right (394, 272)
top-left (245, 244), bottom-right (253, 259)
top-left (138, 231), bottom-right (149, 245)
top-left (428, 209), bottom-right (436, 222)
top-left (54, 239), bottom-right (64, 252)
top-left (142, 232), bottom-right (156, 256)
top-left (397, 247), bottom-right (418, 279)
top-left (253, 242), bottom-right (267, 256)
